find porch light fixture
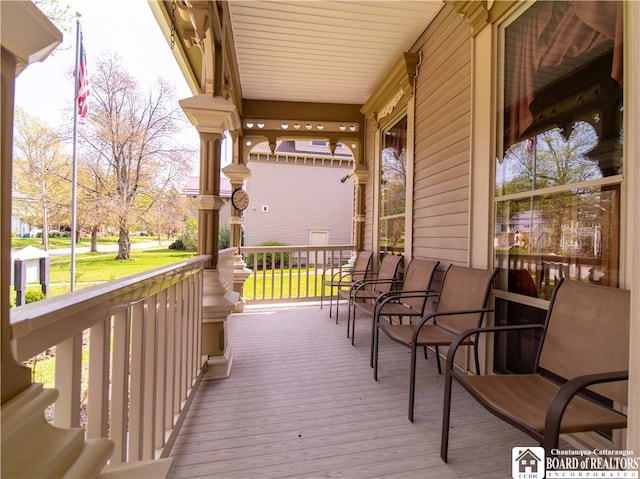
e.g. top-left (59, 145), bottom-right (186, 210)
top-left (351, 143), bottom-right (357, 149)
top-left (349, 124), bottom-right (357, 132)
top-left (317, 124), bottom-right (324, 130)
top-left (245, 121), bottom-right (254, 128)
top-left (293, 123), bottom-right (301, 129)
top-left (245, 140), bottom-right (252, 146)
top-left (281, 122), bottom-right (289, 129)
top-left (257, 121), bottom-right (264, 128)
top-left (339, 124), bottom-right (346, 131)
top-left (305, 123), bottom-right (313, 130)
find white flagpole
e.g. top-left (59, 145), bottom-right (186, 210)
top-left (71, 15), bottom-right (81, 291)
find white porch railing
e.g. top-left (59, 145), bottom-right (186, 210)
top-left (9, 255), bottom-right (211, 465)
top-left (240, 245), bottom-right (356, 303)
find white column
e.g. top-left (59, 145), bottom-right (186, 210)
top-left (180, 94), bottom-right (241, 379)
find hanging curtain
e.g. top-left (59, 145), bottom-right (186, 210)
top-left (506, 0), bottom-right (623, 147)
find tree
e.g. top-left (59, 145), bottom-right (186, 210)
top-left (79, 53), bottom-right (192, 260)
top-left (380, 143), bottom-right (407, 247)
top-left (33, 0), bottom-right (74, 33)
top-left (13, 109), bottom-right (71, 250)
top-left (140, 188), bottom-right (193, 244)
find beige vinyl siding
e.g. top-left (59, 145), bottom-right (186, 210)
top-left (412, 4), bottom-right (472, 264)
top-left (244, 160), bottom-right (353, 246)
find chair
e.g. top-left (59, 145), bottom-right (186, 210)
top-left (373, 265), bottom-right (498, 422)
top-left (343, 254), bottom-right (404, 341)
top-left (350, 258), bottom-right (440, 355)
top-left (440, 278), bottom-right (630, 462)
top-left (320, 250), bottom-right (373, 322)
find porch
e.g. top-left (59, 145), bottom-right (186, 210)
top-left (167, 302), bottom-right (533, 478)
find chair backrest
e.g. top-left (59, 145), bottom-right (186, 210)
top-left (434, 265), bottom-right (498, 334)
top-left (352, 250), bottom-right (374, 281)
top-left (373, 254), bottom-right (404, 294)
top-left (400, 258), bottom-right (440, 313)
top-left (424, 262), bottom-right (451, 313)
top-left (537, 278), bottom-right (630, 406)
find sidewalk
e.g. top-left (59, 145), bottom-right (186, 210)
top-left (13, 240), bottom-right (170, 257)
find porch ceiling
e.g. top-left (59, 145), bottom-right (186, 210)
top-left (226, 1), bottom-right (444, 105)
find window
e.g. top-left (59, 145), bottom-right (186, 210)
top-left (494, 0), bottom-right (623, 373)
top-left (379, 116), bottom-right (407, 255)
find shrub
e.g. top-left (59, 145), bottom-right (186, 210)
top-left (219, 226), bottom-right (230, 250)
top-left (169, 239), bottom-right (184, 250)
top-left (245, 241), bottom-right (289, 269)
top-left (25, 289), bottom-right (46, 303)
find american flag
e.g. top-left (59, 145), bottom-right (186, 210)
top-left (75, 32), bottom-right (90, 119)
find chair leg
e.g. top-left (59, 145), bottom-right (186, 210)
top-left (346, 297), bottom-right (351, 338)
top-left (440, 370), bottom-right (454, 462)
top-left (351, 302), bottom-right (357, 346)
top-left (435, 346), bottom-right (442, 375)
top-left (473, 342), bottom-right (480, 375)
top-left (372, 314), bottom-right (383, 375)
top-left (423, 346), bottom-right (428, 360)
top-left (329, 287), bottom-right (333, 318)
top-left (370, 312), bottom-right (377, 368)
top-left (409, 344), bottom-right (418, 422)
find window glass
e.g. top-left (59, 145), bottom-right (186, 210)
top-left (494, 0), bottom-right (623, 372)
top-left (379, 116), bottom-right (407, 255)
top-left (494, 185), bottom-right (620, 300)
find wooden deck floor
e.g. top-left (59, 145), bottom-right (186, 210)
top-left (167, 303), bottom-right (538, 478)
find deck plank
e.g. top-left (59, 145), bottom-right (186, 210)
top-left (168, 303), bottom-right (536, 478)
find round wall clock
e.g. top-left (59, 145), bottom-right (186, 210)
top-left (231, 188), bottom-right (250, 211)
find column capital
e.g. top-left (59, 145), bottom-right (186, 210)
top-left (351, 163), bottom-right (370, 184)
top-left (179, 94), bottom-right (241, 134)
top-left (222, 162), bottom-right (252, 183)
top-left (193, 194), bottom-right (225, 211)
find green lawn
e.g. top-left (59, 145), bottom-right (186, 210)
top-left (243, 268), bottom-right (332, 300)
top-left (11, 247), bottom-right (196, 301)
top-left (50, 249), bottom-right (197, 285)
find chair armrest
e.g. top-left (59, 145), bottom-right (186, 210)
top-left (544, 370), bottom-right (629, 451)
top-left (338, 269), bottom-right (374, 286)
top-left (351, 278), bottom-right (395, 296)
top-left (329, 268), bottom-right (368, 283)
top-left (412, 308), bottom-right (495, 343)
top-left (445, 324), bottom-right (545, 378)
top-left (374, 290), bottom-right (438, 317)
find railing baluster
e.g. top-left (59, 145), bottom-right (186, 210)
top-left (53, 333), bottom-right (83, 428)
top-left (166, 284), bottom-right (178, 427)
top-left (111, 308), bottom-right (131, 464)
top-left (129, 300), bottom-right (145, 462)
top-left (155, 289), bottom-right (168, 452)
top-left (142, 296), bottom-right (157, 460)
top-left (87, 319), bottom-right (111, 439)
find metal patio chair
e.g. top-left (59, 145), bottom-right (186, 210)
top-left (343, 254), bottom-right (404, 341)
top-left (441, 278), bottom-right (629, 462)
top-left (373, 265), bottom-right (498, 422)
top-left (320, 250), bottom-right (373, 322)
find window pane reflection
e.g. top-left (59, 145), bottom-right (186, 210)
top-left (494, 185), bottom-right (620, 300)
top-left (379, 216), bottom-right (405, 255)
top-left (379, 116), bottom-right (407, 255)
top-left (495, 121), bottom-right (619, 196)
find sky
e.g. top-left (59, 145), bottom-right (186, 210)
top-left (15, 0), bottom-right (200, 168)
